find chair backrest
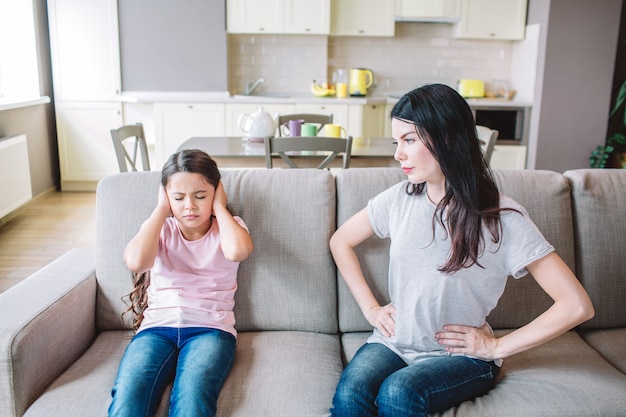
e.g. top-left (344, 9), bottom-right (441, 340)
top-left (264, 136), bottom-right (352, 169)
top-left (476, 125), bottom-right (498, 165)
top-left (277, 113), bottom-right (333, 136)
top-left (110, 123), bottom-right (150, 172)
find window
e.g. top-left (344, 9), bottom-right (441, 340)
top-left (0, 0), bottom-right (41, 105)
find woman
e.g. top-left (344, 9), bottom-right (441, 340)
top-left (329, 84), bottom-right (594, 417)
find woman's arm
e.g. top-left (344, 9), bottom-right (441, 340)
top-left (124, 186), bottom-right (171, 274)
top-left (330, 208), bottom-right (396, 337)
top-left (436, 252), bottom-right (595, 360)
top-left (212, 181), bottom-right (254, 262)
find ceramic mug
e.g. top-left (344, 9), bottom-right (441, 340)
top-left (324, 124), bottom-right (346, 138)
top-left (281, 119), bottom-right (304, 136)
top-left (301, 123), bottom-right (318, 136)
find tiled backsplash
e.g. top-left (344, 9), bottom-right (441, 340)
top-left (228, 23), bottom-right (526, 97)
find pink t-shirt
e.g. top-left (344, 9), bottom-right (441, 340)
top-left (138, 216), bottom-right (248, 337)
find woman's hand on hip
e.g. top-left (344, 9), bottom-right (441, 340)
top-left (435, 322), bottom-right (499, 360)
top-left (366, 303), bottom-right (396, 338)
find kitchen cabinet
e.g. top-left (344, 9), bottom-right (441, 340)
top-left (227, 0), bottom-right (330, 34)
top-left (47, 0), bottom-right (120, 100)
top-left (348, 103), bottom-right (386, 139)
top-left (55, 102), bottom-right (123, 190)
top-left (395, 0), bottom-right (459, 22)
top-left (490, 145), bottom-right (527, 169)
top-left (453, 0), bottom-right (527, 40)
top-left (330, 0), bottom-right (395, 37)
top-left (48, 0), bottom-right (122, 190)
top-left (154, 103), bottom-right (226, 166)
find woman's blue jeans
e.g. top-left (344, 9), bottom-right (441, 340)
top-left (108, 327), bottom-right (236, 417)
top-left (330, 342), bottom-right (499, 417)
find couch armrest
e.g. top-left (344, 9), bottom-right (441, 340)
top-left (0, 248), bottom-right (97, 417)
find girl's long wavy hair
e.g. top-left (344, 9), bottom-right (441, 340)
top-left (123, 149), bottom-right (221, 331)
top-left (391, 84), bottom-right (509, 274)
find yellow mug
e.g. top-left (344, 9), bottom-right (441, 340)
top-left (324, 124), bottom-right (346, 138)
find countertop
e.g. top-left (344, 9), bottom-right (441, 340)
top-left (120, 91), bottom-right (533, 108)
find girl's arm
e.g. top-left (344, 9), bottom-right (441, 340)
top-left (213, 181), bottom-right (254, 262)
top-left (436, 252), bottom-right (595, 360)
top-left (123, 186), bottom-right (171, 274)
top-left (330, 208), bottom-right (396, 338)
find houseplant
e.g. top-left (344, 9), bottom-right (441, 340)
top-left (590, 79), bottom-right (626, 168)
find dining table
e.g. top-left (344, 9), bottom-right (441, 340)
top-left (177, 136), bottom-right (399, 169)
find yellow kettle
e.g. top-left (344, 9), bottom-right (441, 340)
top-left (349, 68), bottom-right (374, 96)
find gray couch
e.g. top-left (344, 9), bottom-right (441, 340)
top-left (1, 168), bottom-right (625, 417)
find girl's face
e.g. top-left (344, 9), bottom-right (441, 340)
top-left (392, 117), bottom-right (446, 198)
top-left (165, 172), bottom-right (215, 240)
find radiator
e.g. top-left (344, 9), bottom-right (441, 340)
top-left (0, 134), bottom-right (32, 218)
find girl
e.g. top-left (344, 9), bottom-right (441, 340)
top-left (109, 149), bottom-right (254, 417)
top-left (329, 84), bottom-right (594, 417)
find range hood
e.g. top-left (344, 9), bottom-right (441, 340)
top-left (395, 0), bottom-right (460, 23)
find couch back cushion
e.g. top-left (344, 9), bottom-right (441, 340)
top-left (565, 169), bottom-right (626, 329)
top-left (336, 168), bottom-right (575, 332)
top-left (96, 169), bottom-right (338, 334)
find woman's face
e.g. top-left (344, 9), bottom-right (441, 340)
top-left (165, 172), bottom-right (215, 240)
top-left (392, 117), bottom-right (445, 189)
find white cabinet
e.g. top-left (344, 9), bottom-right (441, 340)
top-left (154, 103), bottom-right (226, 166)
top-left (227, 0), bottom-right (330, 34)
top-left (48, 0), bottom-right (123, 190)
top-left (47, 0), bottom-right (120, 100)
top-left (55, 102), bottom-right (123, 189)
top-left (225, 103), bottom-right (296, 137)
top-left (453, 0), bottom-right (527, 40)
top-left (347, 103), bottom-right (386, 139)
top-left (395, 0), bottom-right (459, 22)
top-left (331, 0), bottom-right (395, 37)
top-left (490, 145), bottom-right (527, 169)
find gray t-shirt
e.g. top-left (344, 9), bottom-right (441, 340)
top-left (367, 181), bottom-right (554, 365)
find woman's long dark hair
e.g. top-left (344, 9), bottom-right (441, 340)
top-left (123, 149), bottom-right (221, 331)
top-left (391, 84), bottom-right (505, 274)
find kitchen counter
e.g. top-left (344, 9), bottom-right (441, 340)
top-left (120, 91), bottom-right (532, 109)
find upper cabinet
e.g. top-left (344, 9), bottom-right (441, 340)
top-left (395, 0), bottom-right (459, 23)
top-left (330, 0), bottom-right (395, 37)
top-left (453, 0), bottom-right (528, 40)
top-left (47, 0), bottom-right (121, 100)
top-left (227, 0), bottom-right (330, 34)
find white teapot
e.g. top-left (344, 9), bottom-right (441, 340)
top-left (238, 106), bottom-right (279, 142)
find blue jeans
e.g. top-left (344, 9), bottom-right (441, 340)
top-left (331, 342), bottom-right (499, 417)
top-left (109, 327), bottom-right (236, 417)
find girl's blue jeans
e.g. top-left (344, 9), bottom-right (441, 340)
top-left (108, 327), bottom-right (236, 417)
top-left (330, 342), bottom-right (499, 417)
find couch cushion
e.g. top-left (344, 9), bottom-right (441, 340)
top-left (488, 169), bottom-right (575, 328)
top-left (579, 328), bottom-right (626, 374)
top-left (341, 331), bottom-right (626, 417)
top-left (335, 168), bottom-right (405, 333)
top-left (23, 330), bottom-right (133, 417)
top-left (335, 168), bottom-right (575, 332)
top-left (217, 331), bottom-right (342, 416)
top-left (564, 169), bottom-right (626, 329)
top-left (95, 169), bottom-right (338, 333)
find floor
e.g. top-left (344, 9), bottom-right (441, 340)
top-left (0, 191), bottom-right (96, 293)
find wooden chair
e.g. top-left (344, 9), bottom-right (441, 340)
top-left (110, 123), bottom-right (150, 172)
top-left (264, 136), bottom-right (352, 169)
top-left (476, 125), bottom-right (498, 165)
top-left (277, 113), bottom-right (333, 136)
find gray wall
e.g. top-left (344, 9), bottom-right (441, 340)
top-left (527, 0), bottom-right (622, 171)
top-left (0, 0), bottom-right (58, 196)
